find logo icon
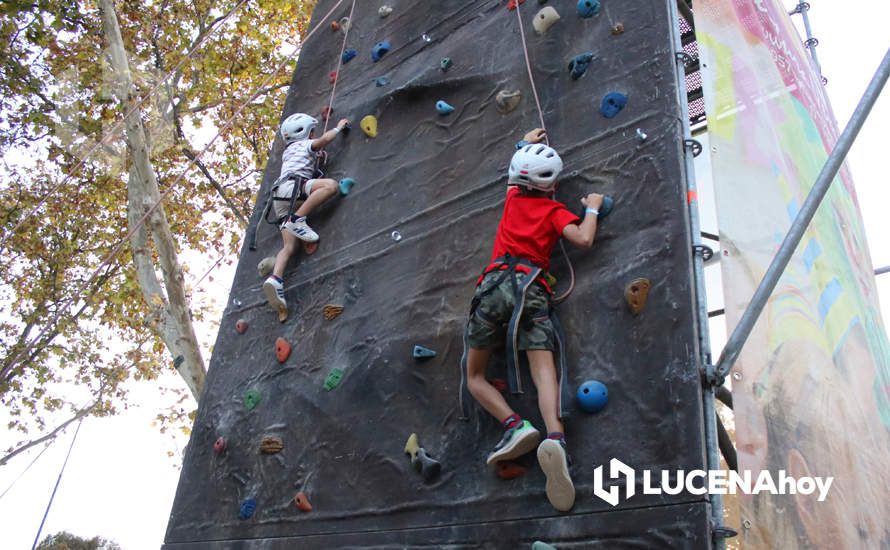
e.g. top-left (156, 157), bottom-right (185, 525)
top-left (592, 458), bottom-right (635, 506)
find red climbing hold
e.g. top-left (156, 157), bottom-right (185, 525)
top-left (507, 0), bottom-right (526, 11)
top-left (330, 20), bottom-right (339, 31)
top-left (275, 337), bottom-right (291, 363)
top-left (490, 378), bottom-right (508, 393)
top-left (213, 436), bottom-right (226, 454)
top-left (320, 106), bottom-right (333, 123)
top-left (328, 70), bottom-right (337, 84)
top-left (235, 319), bottom-right (248, 334)
top-left (303, 241), bottom-right (318, 255)
top-left (496, 461), bottom-right (527, 480)
top-left (294, 492), bottom-right (312, 512)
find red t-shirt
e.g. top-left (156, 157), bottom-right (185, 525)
top-left (489, 187), bottom-right (579, 272)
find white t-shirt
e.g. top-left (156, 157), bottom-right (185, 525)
top-left (280, 139), bottom-right (317, 179)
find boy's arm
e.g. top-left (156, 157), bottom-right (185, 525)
top-left (562, 193), bottom-right (604, 249)
top-left (310, 118), bottom-right (349, 151)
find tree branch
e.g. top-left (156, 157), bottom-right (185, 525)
top-left (181, 147), bottom-right (248, 226)
top-left (1, 400), bottom-right (97, 467)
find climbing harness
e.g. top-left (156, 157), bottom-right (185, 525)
top-left (459, 255), bottom-right (571, 421)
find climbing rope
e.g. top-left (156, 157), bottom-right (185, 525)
top-left (0, 0), bottom-right (253, 252)
top-left (2, 0), bottom-right (347, 377)
top-left (513, 3), bottom-right (575, 304)
top-left (30, 418), bottom-right (84, 550)
top-left (322, 0), bottom-right (358, 134)
top-left (0, 444), bottom-right (50, 501)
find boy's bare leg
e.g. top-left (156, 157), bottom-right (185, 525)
top-left (273, 230), bottom-right (300, 278)
top-left (466, 347), bottom-right (514, 422)
top-left (527, 349), bottom-right (564, 435)
top-left (295, 178), bottom-right (338, 217)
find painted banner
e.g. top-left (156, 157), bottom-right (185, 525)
top-left (697, 1), bottom-right (890, 548)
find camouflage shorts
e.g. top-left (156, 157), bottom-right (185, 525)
top-left (466, 270), bottom-right (555, 351)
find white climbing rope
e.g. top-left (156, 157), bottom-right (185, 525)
top-left (322, 0), bottom-right (358, 134)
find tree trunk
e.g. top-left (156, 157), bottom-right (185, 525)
top-left (98, 0), bottom-right (205, 399)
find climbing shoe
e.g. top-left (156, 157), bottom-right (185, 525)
top-left (486, 420), bottom-right (540, 465)
top-left (263, 276), bottom-right (287, 311)
top-left (281, 215), bottom-right (319, 242)
top-left (537, 438), bottom-right (575, 511)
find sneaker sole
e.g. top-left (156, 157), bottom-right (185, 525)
top-left (486, 428), bottom-right (541, 465)
top-left (263, 281), bottom-right (287, 311)
top-left (538, 439), bottom-right (575, 512)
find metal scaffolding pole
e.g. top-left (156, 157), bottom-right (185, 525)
top-left (790, 1), bottom-right (824, 81)
top-left (714, 48), bottom-right (890, 381)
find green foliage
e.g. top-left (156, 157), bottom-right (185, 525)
top-left (0, 0), bottom-right (315, 454)
top-left (37, 531), bottom-right (122, 550)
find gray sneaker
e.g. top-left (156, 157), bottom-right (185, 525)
top-left (486, 420), bottom-right (540, 465)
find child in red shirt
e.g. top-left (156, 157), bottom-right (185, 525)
top-left (462, 128), bottom-right (603, 511)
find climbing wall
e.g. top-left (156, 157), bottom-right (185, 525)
top-left (164, 1), bottom-right (709, 548)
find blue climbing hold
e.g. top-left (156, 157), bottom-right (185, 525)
top-left (436, 100), bottom-right (455, 115)
top-left (568, 52), bottom-right (593, 80)
top-left (341, 48), bottom-right (357, 64)
top-left (339, 177), bottom-right (355, 196)
top-left (600, 92), bottom-right (628, 118)
top-left (577, 380), bottom-right (608, 413)
top-left (599, 195), bottom-right (614, 218)
top-left (239, 497), bottom-right (257, 520)
top-left (371, 41), bottom-right (391, 62)
top-left (440, 57), bottom-right (452, 71)
top-left (413, 345), bottom-right (437, 359)
top-left (375, 76), bottom-right (390, 87)
top-left (577, 0), bottom-right (601, 18)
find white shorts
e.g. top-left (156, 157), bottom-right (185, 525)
top-left (273, 178), bottom-right (318, 220)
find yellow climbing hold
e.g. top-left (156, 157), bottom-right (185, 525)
top-left (404, 433), bottom-right (419, 460)
top-left (360, 115), bottom-right (378, 138)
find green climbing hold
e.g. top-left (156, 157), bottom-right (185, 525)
top-left (440, 57), bottom-right (452, 71)
top-left (413, 345), bottom-right (437, 359)
top-left (323, 368), bottom-right (344, 391)
top-left (532, 542), bottom-right (557, 550)
top-left (244, 389), bottom-right (261, 411)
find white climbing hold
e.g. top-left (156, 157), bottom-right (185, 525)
top-left (379, 5), bottom-right (392, 17)
top-left (533, 7), bottom-right (560, 35)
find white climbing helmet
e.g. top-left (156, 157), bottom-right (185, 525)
top-left (508, 143), bottom-right (564, 191)
top-left (280, 113), bottom-right (318, 143)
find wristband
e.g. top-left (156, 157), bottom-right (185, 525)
top-left (515, 139), bottom-right (529, 150)
top-left (585, 207), bottom-right (599, 216)
top-left (332, 127), bottom-right (341, 134)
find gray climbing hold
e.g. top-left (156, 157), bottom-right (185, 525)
top-left (496, 90), bottom-right (522, 114)
top-left (375, 76), bottom-right (391, 87)
top-left (258, 256), bottom-right (276, 278)
top-left (636, 128), bottom-right (648, 142)
top-left (378, 5), bottom-right (392, 17)
top-left (413, 345), bottom-right (437, 359)
top-left (440, 57), bottom-right (452, 71)
top-left (412, 447), bottom-right (442, 482)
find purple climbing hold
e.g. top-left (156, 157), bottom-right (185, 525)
top-left (341, 48), bottom-right (357, 64)
top-left (600, 92), bottom-right (628, 118)
top-left (239, 497), bottom-right (257, 519)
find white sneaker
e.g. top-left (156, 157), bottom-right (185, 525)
top-left (280, 216), bottom-right (319, 242)
top-left (262, 276), bottom-right (287, 310)
top-left (537, 439), bottom-right (575, 511)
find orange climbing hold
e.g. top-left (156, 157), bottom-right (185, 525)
top-left (275, 337), bottom-right (291, 363)
top-left (330, 20), bottom-right (339, 31)
top-left (496, 461), bottom-right (527, 480)
top-left (235, 319), bottom-right (248, 334)
top-left (294, 492), bottom-right (312, 512)
top-left (507, 0), bottom-right (525, 11)
top-left (329, 70), bottom-right (338, 84)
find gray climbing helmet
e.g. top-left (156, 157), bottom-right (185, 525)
top-left (280, 113), bottom-right (318, 143)
top-left (508, 143), bottom-right (564, 191)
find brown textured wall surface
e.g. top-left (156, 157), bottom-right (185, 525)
top-left (164, 1), bottom-right (709, 547)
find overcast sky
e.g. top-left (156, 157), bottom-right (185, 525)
top-left (2, 2), bottom-right (888, 548)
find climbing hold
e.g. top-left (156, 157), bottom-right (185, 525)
top-left (532, 542), bottom-right (557, 550)
top-left (440, 57), bottom-right (452, 72)
top-left (338, 17), bottom-right (350, 33)
top-left (330, 20), bottom-right (339, 31)
top-left (412, 447), bottom-right (442, 482)
top-left (303, 241), bottom-right (318, 256)
top-left (371, 41), bottom-right (391, 62)
top-left (600, 92), bottom-right (628, 118)
top-left (374, 76), bottom-right (390, 87)
top-left (611, 22), bottom-right (625, 35)
top-left (294, 492), bottom-right (312, 512)
top-left (378, 5), bottom-right (392, 17)
top-left (404, 433), bottom-right (419, 459)
top-left (235, 319), bottom-right (248, 334)
top-left (636, 128), bottom-right (648, 142)
top-left (323, 368), bottom-right (344, 391)
top-left (576, 0), bottom-right (600, 18)
top-left (320, 106), bottom-right (333, 123)
top-left (577, 380), bottom-right (608, 413)
top-left (495, 90), bottom-right (522, 114)
top-left (213, 436), bottom-right (227, 455)
top-left (257, 256), bottom-right (276, 278)
top-left (507, 0), bottom-right (526, 10)
top-left (244, 389), bottom-right (261, 411)
top-left (533, 6), bottom-right (560, 34)
top-left (599, 195), bottom-right (614, 218)
top-left (360, 115), bottom-right (378, 138)
top-left (341, 48), bottom-right (357, 64)
top-left (275, 337), bottom-right (291, 363)
top-left (436, 100), bottom-right (454, 115)
top-left (391, 230), bottom-right (402, 242)
top-left (259, 436), bottom-right (284, 454)
top-left (338, 178), bottom-right (355, 196)
top-left (239, 497), bottom-right (257, 520)
top-left (413, 345), bottom-right (437, 359)
top-left (277, 306), bottom-right (288, 323)
top-left (421, 33), bottom-right (432, 42)
top-left (323, 304), bottom-right (344, 320)
top-left (624, 277), bottom-right (651, 315)
top-left (328, 70), bottom-right (337, 84)
top-left (568, 52), bottom-right (593, 80)
top-left (496, 461), bottom-right (528, 480)
top-left (489, 378), bottom-right (508, 393)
